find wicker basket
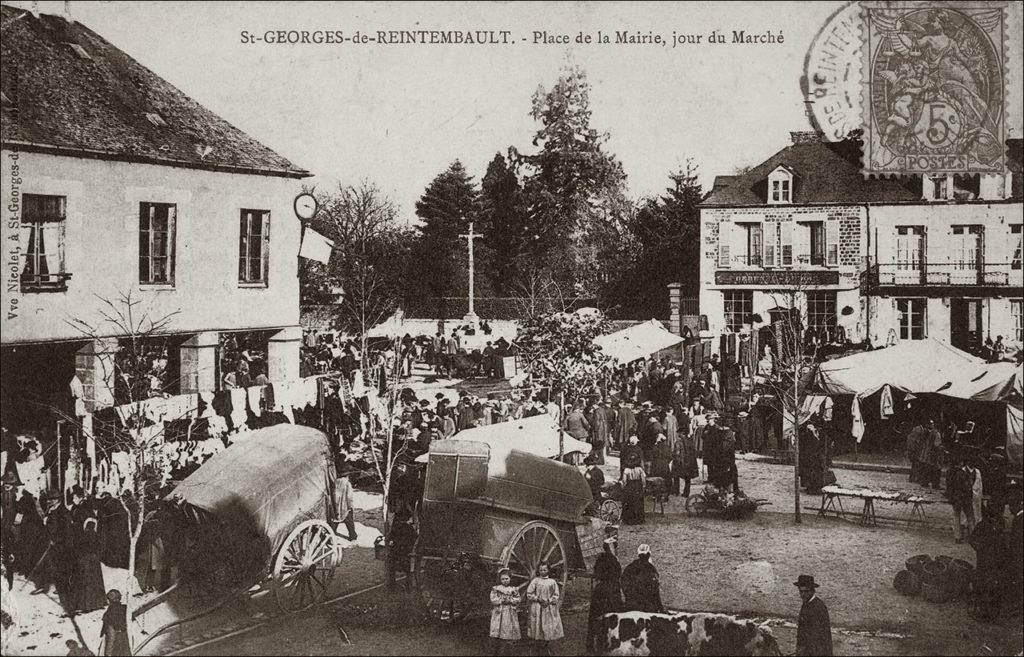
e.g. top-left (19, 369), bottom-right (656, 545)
top-left (905, 554), bottom-right (933, 574)
top-left (921, 560), bottom-right (948, 584)
top-left (893, 569), bottom-right (921, 596)
top-left (921, 579), bottom-right (952, 603)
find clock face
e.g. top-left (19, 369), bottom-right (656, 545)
top-left (294, 193), bottom-right (318, 220)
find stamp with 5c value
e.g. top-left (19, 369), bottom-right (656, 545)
top-left (861, 2), bottom-right (1007, 176)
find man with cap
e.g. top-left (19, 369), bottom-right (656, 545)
top-left (621, 544), bottom-right (663, 613)
top-left (795, 575), bottom-right (832, 656)
top-left (584, 454), bottom-right (605, 511)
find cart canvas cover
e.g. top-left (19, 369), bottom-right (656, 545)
top-left (167, 425), bottom-right (336, 569)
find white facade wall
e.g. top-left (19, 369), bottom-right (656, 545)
top-left (1, 150), bottom-right (303, 344)
top-left (868, 201), bottom-right (1023, 350)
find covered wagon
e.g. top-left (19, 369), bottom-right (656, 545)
top-left (415, 436), bottom-right (606, 621)
top-left (166, 425), bottom-right (343, 612)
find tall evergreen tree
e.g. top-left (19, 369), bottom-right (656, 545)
top-left (515, 66), bottom-right (630, 297)
top-left (609, 161), bottom-right (702, 318)
top-left (412, 160), bottom-right (481, 307)
top-left (478, 152), bottom-right (533, 294)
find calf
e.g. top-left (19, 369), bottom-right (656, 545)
top-left (599, 610), bottom-right (781, 656)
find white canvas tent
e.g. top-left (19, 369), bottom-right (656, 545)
top-left (413, 414), bottom-right (591, 463)
top-left (594, 319), bottom-right (685, 365)
top-left (814, 339), bottom-right (987, 395)
top-left (814, 340), bottom-right (1022, 467)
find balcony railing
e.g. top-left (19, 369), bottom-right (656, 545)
top-left (20, 272), bottom-right (72, 292)
top-left (871, 262), bottom-right (1020, 286)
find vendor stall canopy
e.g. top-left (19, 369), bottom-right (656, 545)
top-left (594, 319), bottom-right (684, 365)
top-left (814, 339), bottom-right (1013, 398)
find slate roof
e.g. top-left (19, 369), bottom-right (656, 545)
top-left (0, 6), bottom-right (309, 178)
top-left (702, 137), bottom-right (923, 207)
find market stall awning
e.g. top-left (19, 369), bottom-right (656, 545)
top-left (594, 319), bottom-right (684, 365)
top-left (413, 414), bottom-right (591, 463)
top-left (935, 362), bottom-right (1022, 406)
top-left (814, 339), bottom-right (987, 396)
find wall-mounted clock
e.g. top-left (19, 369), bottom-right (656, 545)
top-left (294, 192), bottom-right (318, 220)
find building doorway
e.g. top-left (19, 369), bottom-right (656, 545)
top-left (950, 298), bottom-right (982, 354)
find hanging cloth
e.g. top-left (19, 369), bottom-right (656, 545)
top-left (879, 384), bottom-right (894, 419)
top-left (851, 395), bottom-right (865, 443)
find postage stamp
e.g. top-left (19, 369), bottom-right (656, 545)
top-left (860, 1), bottom-right (1008, 176)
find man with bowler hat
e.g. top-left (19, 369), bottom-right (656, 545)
top-left (795, 574), bottom-right (832, 656)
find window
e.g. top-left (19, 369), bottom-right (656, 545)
top-left (896, 226), bottom-right (926, 269)
top-left (139, 202), bottom-right (176, 285)
top-left (929, 175), bottom-right (949, 200)
top-left (20, 194), bottom-right (68, 291)
top-left (809, 222), bottom-right (826, 266)
top-left (896, 298), bottom-right (927, 340)
top-left (723, 290), bottom-right (752, 333)
top-left (805, 291), bottom-right (837, 334)
top-left (239, 209), bottom-right (270, 285)
top-left (1013, 300), bottom-right (1023, 343)
top-left (737, 223), bottom-right (762, 266)
top-left (951, 225), bottom-right (983, 270)
top-left (1012, 224), bottom-right (1022, 270)
top-left (771, 178), bottom-right (791, 203)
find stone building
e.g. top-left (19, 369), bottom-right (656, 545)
top-left (1, 6), bottom-right (310, 439)
top-left (695, 131), bottom-right (1022, 355)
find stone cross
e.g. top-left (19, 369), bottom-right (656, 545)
top-left (459, 222), bottom-right (481, 322)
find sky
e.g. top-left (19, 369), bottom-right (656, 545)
top-left (8, 1), bottom-right (1024, 224)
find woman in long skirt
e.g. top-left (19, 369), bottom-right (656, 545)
top-left (99, 589), bottom-right (130, 656)
top-left (620, 456), bottom-right (646, 525)
top-left (75, 518), bottom-right (107, 613)
top-left (526, 562), bottom-right (563, 655)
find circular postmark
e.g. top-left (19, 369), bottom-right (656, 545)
top-left (802, 1), bottom-right (863, 142)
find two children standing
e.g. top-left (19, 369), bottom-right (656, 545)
top-left (489, 563), bottom-right (564, 655)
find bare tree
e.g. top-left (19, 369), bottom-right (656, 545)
top-left (512, 267), bottom-right (570, 322)
top-left (305, 181), bottom-right (411, 356)
top-left (743, 282), bottom-right (823, 523)
top-left (62, 290), bottom-right (194, 650)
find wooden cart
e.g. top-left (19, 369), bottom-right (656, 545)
top-left (414, 439), bottom-right (606, 621)
top-left (167, 425), bottom-right (343, 612)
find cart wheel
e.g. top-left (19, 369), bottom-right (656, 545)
top-left (273, 519), bottom-right (341, 612)
top-left (599, 500), bottom-right (621, 524)
top-left (501, 521), bottom-right (567, 599)
top-left (685, 494), bottom-right (708, 516)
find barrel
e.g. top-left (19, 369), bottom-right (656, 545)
top-left (893, 569), bottom-right (921, 596)
top-left (905, 554), bottom-right (933, 574)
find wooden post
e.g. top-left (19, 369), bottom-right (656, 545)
top-left (558, 391), bottom-right (565, 461)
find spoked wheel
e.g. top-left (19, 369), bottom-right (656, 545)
top-left (599, 499), bottom-right (622, 524)
top-left (685, 493), bottom-right (709, 516)
top-left (273, 519), bottom-right (341, 612)
top-left (501, 521), bottom-right (567, 600)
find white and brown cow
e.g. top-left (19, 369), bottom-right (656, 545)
top-left (599, 610), bottom-right (781, 656)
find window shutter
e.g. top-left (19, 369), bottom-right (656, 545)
top-left (763, 221), bottom-right (777, 267)
top-left (826, 218), bottom-right (840, 266)
top-left (718, 218), bottom-right (732, 268)
top-left (168, 205), bottom-right (177, 284)
top-left (780, 221), bottom-right (793, 266)
top-left (794, 222), bottom-right (810, 266)
top-left (261, 211), bottom-right (271, 284)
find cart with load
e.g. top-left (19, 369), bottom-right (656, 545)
top-left (414, 437), bottom-right (607, 621)
top-left (166, 425), bottom-right (343, 612)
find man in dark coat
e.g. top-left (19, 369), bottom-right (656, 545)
top-left (969, 504), bottom-right (1007, 623)
top-left (1007, 485), bottom-right (1023, 615)
top-left (621, 544), bottom-right (663, 613)
top-left (584, 456), bottom-right (605, 513)
top-left (795, 575), bottom-right (832, 656)
top-left (613, 401), bottom-right (636, 451)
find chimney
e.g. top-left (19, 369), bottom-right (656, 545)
top-left (790, 130), bottom-right (822, 145)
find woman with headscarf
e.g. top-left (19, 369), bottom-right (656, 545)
top-left (620, 454), bottom-right (646, 525)
top-left (650, 434), bottom-right (672, 480)
top-left (99, 589), bottom-right (130, 656)
top-left (587, 537), bottom-right (623, 655)
top-left (75, 517), bottom-right (107, 613)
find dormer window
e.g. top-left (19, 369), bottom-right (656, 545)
top-left (767, 166), bottom-right (793, 204)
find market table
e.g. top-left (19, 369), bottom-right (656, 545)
top-left (818, 485), bottom-right (935, 526)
